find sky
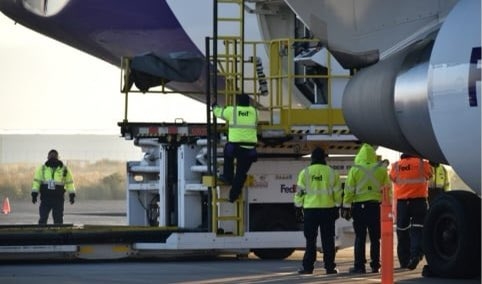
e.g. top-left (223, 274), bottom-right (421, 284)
top-left (0, 13), bottom-right (206, 135)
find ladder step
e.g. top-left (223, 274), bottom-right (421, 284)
top-left (214, 197), bottom-right (232, 202)
top-left (212, 54), bottom-right (243, 59)
top-left (217, 0), bottom-right (243, 4)
top-left (217, 17), bottom-right (242, 22)
top-left (217, 216), bottom-right (242, 221)
top-left (216, 36), bottom-right (242, 41)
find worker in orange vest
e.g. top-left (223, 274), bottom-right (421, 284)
top-left (389, 153), bottom-right (432, 270)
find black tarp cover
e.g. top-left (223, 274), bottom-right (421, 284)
top-left (125, 51), bottom-right (204, 93)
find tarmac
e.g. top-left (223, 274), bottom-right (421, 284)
top-left (0, 248), bottom-right (480, 284)
top-left (0, 200), bottom-right (480, 284)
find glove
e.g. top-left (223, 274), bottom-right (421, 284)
top-left (31, 192), bottom-right (38, 204)
top-left (295, 190), bottom-right (306, 197)
top-left (341, 207), bottom-right (352, 221)
top-left (69, 193), bottom-right (76, 205)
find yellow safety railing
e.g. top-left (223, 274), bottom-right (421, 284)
top-left (237, 38), bottom-right (351, 135)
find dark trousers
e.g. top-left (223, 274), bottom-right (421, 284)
top-left (352, 201), bottom-right (381, 270)
top-left (38, 189), bottom-right (65, 225)
top-left (302, 208), bottom-right (338, 272)
top-left (428, 187), bottom-right (444, 205)
top-left (222, 143), bottom-right (257, 201)
top-left (396, 198), bottom-right (427, 266)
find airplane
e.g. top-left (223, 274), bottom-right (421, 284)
top-left (0, 0), bottom-right (480, 279)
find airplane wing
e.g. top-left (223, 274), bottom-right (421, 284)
top-left (0, 0), bottom-right (209, 101)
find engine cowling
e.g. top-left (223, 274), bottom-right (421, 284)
top-left (342, 0), bottom-right (480, 193)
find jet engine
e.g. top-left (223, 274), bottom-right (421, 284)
top-left (342, 0), bottom-right (480, 192)
top-left (343, 0), bottom-right (480, 278)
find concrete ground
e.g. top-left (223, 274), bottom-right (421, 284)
top-left (0, 248), bottom-right (479, 284)
top-left (0, 200), bottom-right (479, 283)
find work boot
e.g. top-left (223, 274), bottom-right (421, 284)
top-left (422, 265), bottom-right (435, 277)
top-left (407, 257), bottom-right (420, 270)
top-left (348, 267), bottom-right (366, 274)
top-left (217, 175), bottom-right (232, 185)
top-left (399, 259), bottom-right (409, 269)
top-left (228, 191), bottom-right (239, 203)
top-left (326, 268), bottom-right (339, 275)
top-left (370, 261), bottom-right (380, 273)
top-left (297, 268), bottom-right (313, 274)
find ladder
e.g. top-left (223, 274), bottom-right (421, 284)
top-left (207, 0), bottom-right (246, 237)
top-left (213, 0), bottom-right (245, 100)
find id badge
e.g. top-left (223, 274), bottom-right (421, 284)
top-left (47, 180), bottom-right (56, 190)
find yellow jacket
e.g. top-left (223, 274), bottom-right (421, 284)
top-left (429, 164), bottom-right (450, 191)
top-left (343, 144), bottom-right (391, 207)
top-left (294, 163), bottom-right (342, 208)
top-left (213, 104), bottom-right (258, 147)
top-left (32, 164), bottom-right (75, 193)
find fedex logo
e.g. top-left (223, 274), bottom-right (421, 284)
top-left (281, 184), bottom-right (296, 193)
top-left (468, 46), bottom-right (481, 107)
top-left (311, 175), bottom-right (323, 181)
top-left (400, 165), bottom-right (411, 171)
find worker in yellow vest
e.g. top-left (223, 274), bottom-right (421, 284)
top-left (31, 149), bottom-right (76, 225)
top-left (428, 161), bottom-right (450, 205)
top-left (342, 143), bottom-right (391, 274)
top-left (212, 93), bottom-right (258, 202)
top-left (294, 147), bottom-right (342, 275)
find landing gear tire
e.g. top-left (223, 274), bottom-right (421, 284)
top-left (252, 248), bottom-right (295, 260)
top-left (422, 190), bottom-right (481, 278)
top-left (250, 205), bottom-right (297, 260)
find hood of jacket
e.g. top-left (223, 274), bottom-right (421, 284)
top-left (354, 143), bottom-right (377, 165)
top-left (45, 158), bottom-right (64, 168)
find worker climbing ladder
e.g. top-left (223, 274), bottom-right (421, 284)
top-left (205, 0), bottom-right (247, 237)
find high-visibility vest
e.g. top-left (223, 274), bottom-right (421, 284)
top-left (32, 165), bottom-right (76, 193)
top-left (213, 105), bottom-right (258, 148)
top-left (389, 157), bottom-right (431, 199)
top-left (429, 164), bottom-right (450, 191)
top-left (343, 162), bottom-right (391, 206)
top-left (294, 164), bottom-right (342, 208)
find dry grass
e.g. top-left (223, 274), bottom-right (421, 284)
top-left (0, 159), bottom-right (126, 200)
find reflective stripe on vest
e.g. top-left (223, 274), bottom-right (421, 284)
top-left (350, 164), bottom-right (382, 194)
top-left (40, 165), bottom-right (67, 186)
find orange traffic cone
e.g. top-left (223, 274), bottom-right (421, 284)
top-left (2, 197), bottom-right (11, 214)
